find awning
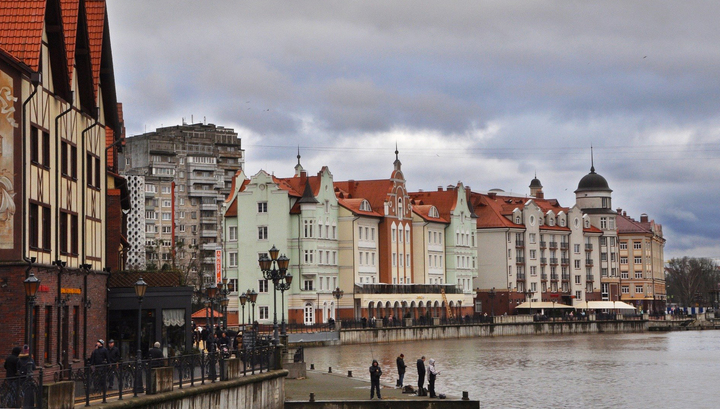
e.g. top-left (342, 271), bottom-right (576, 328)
top-left (191, 308), bottom-right (224, 318)
top-left (574, 301), bottom-right (637, 310)
top-left (516, 301), bottom-right (573, 309)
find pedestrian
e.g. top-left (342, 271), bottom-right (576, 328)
top-left (427, 358), bottom-right (440, 398)
top-left (361, 316), bottom-right (367, 328)
top-left (107, 340), bottom-right (120, 389)
top-left (416, 356), bottom-right (426, 394)
top-left (149, 342), bottom-right (165, 368)
top-left (396, 353), bottom-right (406, 388)
top-left (89, 340), bottom-right (111, 366)
top-left (369, 359), bottom-right (382, 399)
top-left (4, 346), bottom-right (21, 378)
top-left (16, 345), bottom-right (36, 408)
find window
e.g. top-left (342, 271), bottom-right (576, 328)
top-left (229, 226), bottom-right (237, 240)
top-left (304, 250), bottom-right (314, 264)
top-left (530, 266), bottom-right (537, 276)
top-left (575, 275), bottom-right (581, 284)
top-left (406, 254), bottom-right (411, 268)
top-left (621, 271), bottom-right (629, 279)
top-left (229, 252), bottom-right (238, 267)
top-left (303, 280), bottom-right (314, 291)
top-left (303, 220), bottom-right (313, 238)
top-left (634, 257), bottom-right (642, 264)
top-left (161, 186), bottom-right (171, 194)
top-left (576, 291), bottom-right (582, 300)
top-left (405, 228), bottom-right (410, 243)
top-left (162, 200), bottom-right (171, 208)
top-left (600, 217), bottom-right (607, 229)
top-left (359, 200), bottom-right (371, 212)
top-left (258, 226), bottom-right (268, 240)
top-left (258, 202), bottom-right (268, 213)
top-left (392, 253), bottom-right (397, 266)
top-left (529, 233), bottom-right (536, 244)
top-left (619, 242), bottom-right (628, 250)
top-left (530, 250), bottom-right (536, 259)
top-left (162, 212), bottom-right (171, 221)
top-left (574, 244), bottom-right (580, 253)
top-left (635, 271), bottom-right (643, 279)
top-left (258, 279), bottom-right (269, 293)
top-left (392, 226), bottom-right (396, 242)
top-left (574, 260), bottom-right (581, 268)
top-left (178, 225), bottom-right (185, 232)
top-left (620, 257), bottom-right (628, 264)
top-left (259, 306), bottom-right (269, 320)
top-left (635, 285), bottom-right (644, 294)
top-left (633, 241), bottom-right (642, 250)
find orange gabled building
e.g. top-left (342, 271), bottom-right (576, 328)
top-left (0, 0), bottom-right (123, 368)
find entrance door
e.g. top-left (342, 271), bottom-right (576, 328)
top-left (304, 303), bottom-right (314, 325)
top-left (61, 306), bottom-right (70, 374)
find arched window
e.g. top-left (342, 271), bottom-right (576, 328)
top-left (429, 206), bottom-right (439, 218)
top-left (360, 200), bottom-right (371, 212)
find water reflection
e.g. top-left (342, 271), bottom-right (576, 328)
top-left (304, 331), bottom-right (720, 408)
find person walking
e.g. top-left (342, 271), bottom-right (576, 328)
top-left (149, 342), bottom-right (165, 368)
top-left (4, 346), bottom-right (20, 378)
top-left (416, 356), bottom-right (426, 394)
top-left (427, 358), bottom-right (440, 398)
top-left (89, 340), bottom-right (111, 366)
top-left (369, 359), bottom-right (382, 399)
top-left (107, 340), bottom-right (120, 389)
top-left (396, 353), bottom-right (406, 388)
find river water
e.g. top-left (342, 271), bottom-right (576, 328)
top-left (304, 331), bottom-right (719, 408)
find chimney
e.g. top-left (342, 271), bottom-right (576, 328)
top-left (488, 192), bottom-right (496, 199)
top-left (536, 191), bottom-right (544, 199)
top-left (616, 208), bottom-right (622, 214)
top-left (438, 186), bottom-right (443, 192)
top-left (640, 213), bottom-right (648, 223)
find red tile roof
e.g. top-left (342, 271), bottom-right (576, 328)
top-left (60, 0), bottom-right (78, 81)
top-left (84, 0), bottom-right (105, 99)
top-left (334, 179), bottom-right (394, 214)
top-left (0, 0), bottom-right (47, 71)
top-left (412, 204), bottom-right (449, 223)
top-left (108, 271), bottom-right (181, 288)
top-left (336, 197), bottom-right (383, 217)
top-left (471, 193), bottom-right (522, 229)
top-left (408, 188), bottom-right (463, 222)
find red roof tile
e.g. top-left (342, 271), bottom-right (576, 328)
top-left (471, 193), bottom-right (522, 229)
top-left (0, 1), bottom-right (47, 71)
top-left (408, 188), bottom-right (460, 221)
top-left (334, 179), bottom-right (394, 213)
top-left (336, 197), bottom-right (383, 217)
top-left (412, 204), bottom-right (449, 223)
top-left (84, 0), bottom-right (105, 98)
top-left (60, 0), bottom-right (78, 81)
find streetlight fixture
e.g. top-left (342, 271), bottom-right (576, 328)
top-left (239, 292), bottom-right (248, 328)
top-left (248, 289), bottom-right (258, 324)
top-left (133, 276), bottom-right (147, 396)
top-left (524, 289), bottom-right (535, 313)
top-left (258, 246), bottom-right (291, 345)
top-left (332, 287), bottom-right (344, 323)
top-left (24, 269), bottom-right (40, 355)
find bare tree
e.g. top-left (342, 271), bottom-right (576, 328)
top-left (665, 257), bottom-right (719, 307)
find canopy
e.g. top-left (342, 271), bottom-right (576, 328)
top-left (516, 301), bottom-right (573, 309)
top-left (574, 301), bottom-right (636, 310)
top-left (191, 308), bottom-right (224, 318)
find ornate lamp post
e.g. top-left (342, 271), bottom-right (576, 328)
top-left (206, 284), bottom-right (218, 342)
top-left (239, 292), bottom-right (248, 328)
top-left (332, 287), bottom-right (344, 323)
top-left (258, 246), bottom-right (291, 345)
top-left (248, 289), bottom-right (258, 324)
top-left (275, 264), bottom-right (292, 337)
top-left (524, 289), bottom-right (535, 313)
top-left (24, 269), bottom-right (40, 355)
top-left (488, 287), bottom-right (496, 317)
top-left (133, 277), bottom-right (147, 396)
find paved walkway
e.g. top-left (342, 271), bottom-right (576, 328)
top-left (285, 369), bottom-right (455, 401)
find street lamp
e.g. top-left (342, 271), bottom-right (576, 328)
top-left (248, 289), bottom-right (258, 324)
top-left (488, 287), bottom-right (496, 317)
top-left (206, 284), bottom-right (218, 344)
top-left (133, 277), bottom-right (147, 396)
top-left (24, 268), bottom-right (40, 355)
top-left (258, 246), bottom-right (291, 345)
top-left (239, 292), bottom-right (248, 328)
top-left (525, 290), bottom-right (535, 313)
top-left (275, 257), bottom-right (292, 337)
top-left (332, 287), bottom-right (344, 323)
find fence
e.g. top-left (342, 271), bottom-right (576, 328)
top-left (0, 345), bottom-right (277, 408)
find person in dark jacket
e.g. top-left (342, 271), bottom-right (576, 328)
top-left (4, 346), bottom-right (21, 378)
top-left (107, 340), bottom-right (120, 388)
top-left (416, 356), bottom-right (426, 393)
top-left (369, 359), bottom-right (382, 399)
top-left (89, 340), bottom-right (111, 366)
top-left (148, 342), bottom-right (165, 368)
top-left (396, 353), bottom-right (406, 388)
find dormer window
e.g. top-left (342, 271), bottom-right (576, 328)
top-left (360, 200), bottom-right (371, 212)
top-left (429, 206), bottom-right (439, 218)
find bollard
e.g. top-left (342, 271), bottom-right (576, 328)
top-left (348, 370), bottom-right (353, 377)
top-left (310, 363), bottom-right (315, 370)
top-left (329, 366), bottom-right (332, 373)
top-left (462, 391), bottom-right (469, 401)
top-left (310, 393), bottom-right (315, 402)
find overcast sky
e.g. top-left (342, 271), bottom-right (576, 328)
top-left (107, 1), bottom-right (720, 259)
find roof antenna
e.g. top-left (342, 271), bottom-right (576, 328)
top-left (590, 144), bottom-right (595, 173)
top-left (395, 142), bottom-right (399, 161)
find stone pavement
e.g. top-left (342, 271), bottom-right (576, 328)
top-left (285, 369), bottom-right (458, 402)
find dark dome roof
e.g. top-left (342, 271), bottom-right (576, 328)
top-left (529, 177), bottom-right (542, 188)
top-left (575, 166), bottom-right (612, 193)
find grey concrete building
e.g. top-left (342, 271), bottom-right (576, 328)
top-left (120, 123), bottom-right (245, 288)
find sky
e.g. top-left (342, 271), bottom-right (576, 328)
top-left (106, 1), bottom-right (720, 259)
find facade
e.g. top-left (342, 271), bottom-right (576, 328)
top-left (471, 178), bottom-right (603, 313)
top-left (0, 0), bottom-right (122, 368)
top-left (121, 123), bottom-right (244, 288)
top-left (616, 211), bottom-right (666, 313)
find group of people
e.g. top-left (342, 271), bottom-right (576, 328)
top-left (368, 353), bottom-right (441, 399)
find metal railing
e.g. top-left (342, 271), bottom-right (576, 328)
top-left (0, 370), bottom-right (43, 409)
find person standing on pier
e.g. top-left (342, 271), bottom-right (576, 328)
top-left (416, 356), bottom-right (426, 394)
top-left (369, 359), bottom-right (383, 399)
top-left (428, 358), bottom-right (440, 398)
top-left (396, 353), bottom-right (406, 388)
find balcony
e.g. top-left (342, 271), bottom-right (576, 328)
top-left (355, 283), bottom-right (464, 295)
top-left (189, 187), bottom-right (219, 197)
top-left (585, 244), bottom-right (593, 251)
top-left (516, 273), bottom-right (526, 281)
top-left (549, 241), bottom-right (558, 249)
top-left (585, 259), bottom-right (594, 266)
top-left (540, 257), bottom-right (547, 265)
top-left (561, 258), bottom-right (570, 266)
top-left (551, 274), bottom-right (559, 281)
top-left (200, 229), bottom-right (218, 238)
top-left (550, 258), bottom-right (559, 265)
top-left (539, 241), bottom-right (547, 249)
top-left (516, 256), bottom-right (525, 264)
top-left (541, 274), bottom-right (548, 281)
top-left (200, 243), bottom-right (217, 251)
top-left (560, 242), bottom-right (569, 250)
top-left (586, 274), bottom-right (595, 282)
top-left (561, 274), bottom-right (570, 281)
top-left (200, 203), bottom-right (218, 211)
top-left (515, 240), bottom-right (525, 248)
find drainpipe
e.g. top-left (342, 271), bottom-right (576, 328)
top-left (54, 92), bottom-right (73, 259)
top-left (21, 72), bottom-right (41, 270)
top-left (351, 216), bottom-right (359, 319)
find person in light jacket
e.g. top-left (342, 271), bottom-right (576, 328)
top-left (427, 358), bottom-right (440, 398)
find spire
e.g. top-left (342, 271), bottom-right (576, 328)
top-left (393, 143), bottom-right (402, 171)
top-left (296, 178), bottom-right (319, 204)
top-left (297, 146), bottom-right (301, 166)
top-left (395, 142), bottom-right (399, 161)
top-left (294, 146), bottom-right (304, 176)
top-left (590, 144), bottom-right (595, 173)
